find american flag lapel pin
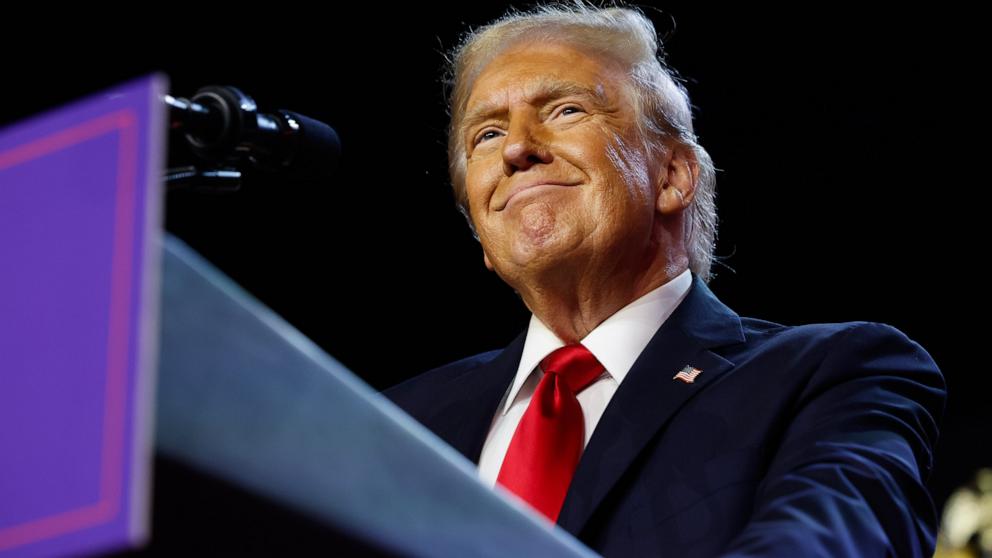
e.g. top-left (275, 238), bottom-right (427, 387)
top-left (673, 365), bottom-right (703, 384)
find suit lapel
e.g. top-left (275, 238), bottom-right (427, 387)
top-left (556, 274), bottom-right (746, 536)
top-left (435, 330), bottom-right (526, 464)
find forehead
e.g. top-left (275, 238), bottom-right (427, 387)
top-left (464, 41), bottom-right (626, 118)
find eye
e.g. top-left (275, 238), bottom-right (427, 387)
top-left (475, 129), bottom-right (502, 145)
top-left (557, 105), bottom-right (584, 117)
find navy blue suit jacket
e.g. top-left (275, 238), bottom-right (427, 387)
top-left (382, 274), bottom-right (945, 557)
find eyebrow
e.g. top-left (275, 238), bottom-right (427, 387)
top-left (460, 79), bottom-right (610, 139)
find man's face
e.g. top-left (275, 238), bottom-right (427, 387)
top-left (461, 41), bottom-right (661, 290)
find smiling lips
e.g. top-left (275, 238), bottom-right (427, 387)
top-left (497, 181), bottom-right (579, 211)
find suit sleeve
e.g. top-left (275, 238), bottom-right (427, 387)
top-left (720, 322), bottom-right (946, 558)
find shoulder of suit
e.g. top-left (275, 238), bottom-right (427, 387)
top-left (739, 317), bottom-right (915, 343)
top-left (724, 319), bottom-right (944, 435)
top-left (732, 318), bottom-right (936, 366)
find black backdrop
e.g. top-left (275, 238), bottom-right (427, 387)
top-left (2, 3), bottom-right (981, 554)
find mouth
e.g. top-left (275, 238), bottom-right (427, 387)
top-left (497, 182), bottom-right (578, 211)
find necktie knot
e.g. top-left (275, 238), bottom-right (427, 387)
top-left (540, 343), bottom-right (605, 395)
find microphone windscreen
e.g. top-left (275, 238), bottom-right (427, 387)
top-left (279, 110), bottom-right (342, 179)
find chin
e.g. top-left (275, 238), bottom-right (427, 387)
top-left (508, 240), bottom-right (576, 275)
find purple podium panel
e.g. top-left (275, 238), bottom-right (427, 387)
top-left (0, 74), bottom-right (167, 557)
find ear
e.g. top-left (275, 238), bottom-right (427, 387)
top-left (656, 144), bottom-right (699, 216)
top-left (484, 252), bottom-right (494, 271)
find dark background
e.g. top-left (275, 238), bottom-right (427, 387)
top-left (2, 3), bottom-right (981, 554)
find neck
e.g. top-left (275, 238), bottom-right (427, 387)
top-left (518, 258), bottom-right (687, 343)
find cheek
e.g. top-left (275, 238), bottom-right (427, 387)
top-left (605, 134), bottom-right (651, 194)
top-left (582, 139), bottom-right (656, 232)
top-left (571, 125), bottom-right (649, 187)
top-left (464, 165), bottom-right (497, 215)
top-left (465, 175), bottom-right (490, 218)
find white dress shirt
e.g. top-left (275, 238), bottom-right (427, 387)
top-left (478, 269), bottom-right (694, 487)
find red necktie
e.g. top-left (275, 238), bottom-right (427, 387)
top-left (495, 343), bottom-right (605, 522)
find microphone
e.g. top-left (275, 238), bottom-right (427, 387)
top-left (166, 85), bottom-right (341, 180)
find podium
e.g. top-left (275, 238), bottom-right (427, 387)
top-left (0, 74), bottom-right (596, 557)
top-left (153, 234), bottom-right (597, 557)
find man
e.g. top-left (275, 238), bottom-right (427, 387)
top-left (383, 3), bottom-right (945, 557)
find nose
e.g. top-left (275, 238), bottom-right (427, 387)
top-left (501, 116), bottom-right (553, 175)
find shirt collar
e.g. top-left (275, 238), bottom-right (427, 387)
top-left (500, 268), bottom-right (694, 415)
